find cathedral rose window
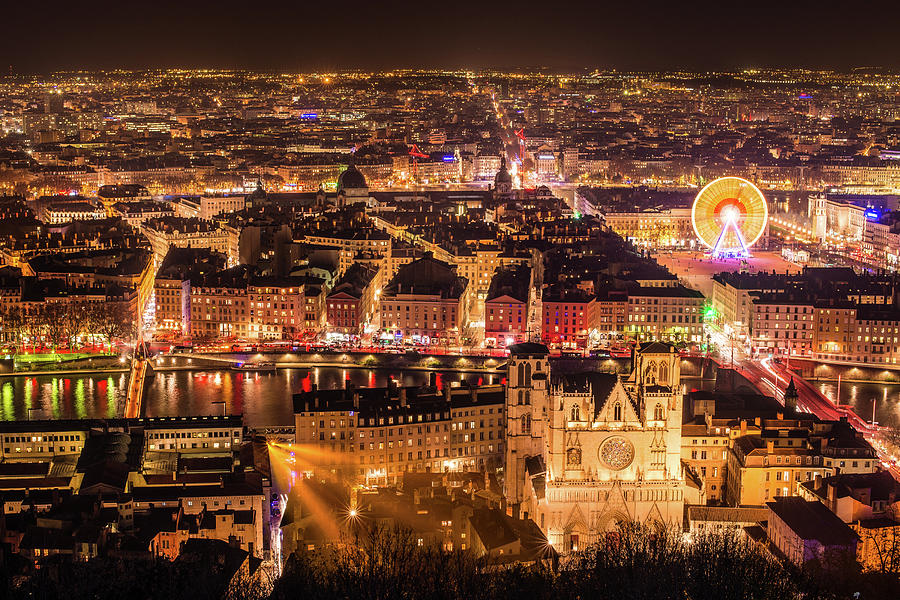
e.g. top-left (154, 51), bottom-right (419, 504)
top-left (599, 436), bottom-right (635, 470)
top-left (566, 447), bottom-right (582, 466)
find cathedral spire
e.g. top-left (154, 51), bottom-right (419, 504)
top-left (784, 377), bottom-right (799, 413)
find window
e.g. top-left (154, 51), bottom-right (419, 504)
top-left (653, 403), bottom-right (664, 421)
top-left (613, 402), bottom-right (622, 421)
top-left (658, 361), bottom-right (669, 384)
top-left (570, 405), bottom-right (580, 421)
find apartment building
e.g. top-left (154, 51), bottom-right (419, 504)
top-left (141, 217), bottom-right (230, 267)
top-left (750, 297), bottom-right (816, 358)
top-left (484, 265), bottom-right (531, 348)
top-left (247, 278), bottom-right (309, 340)
top-left (0, 421), bottom-right (90, 460)
top-left (187, 266), bottom-right (251, 340)
top-left (541, 288), bottom-right (591, 349)
top-left (587, 289), bottom-right (628, 342)
top-left (143, 415), bottom-right (243, 453)
top-left (131, 475), bottom-right (265, 558)
top-left (379, 254), bottom-right (470, 346)
top-left (173, 195), bottom-right (246, 220)
top-left (602, 208), bottom-right (695, 249)
top-left (325, 263), bottom-right (380, 339)
top-left (625, 285), bottom-right (705, 345)
top-left (43, 200), bottom-right (106, 224)
top-left (149, 507), bottom-right (259, 560)
top-left (186, 265), bottom-right (326, 341)
top-left (293, 383), bottom-right (505, 486)
top-left (726, 419), bottom-right (877, 506)
top-left (153, 247), bottom-right (226, 334)
top-left (681, 417), bottom-right (732, 504)
top-left (301, 229), bottom-right (391, 275)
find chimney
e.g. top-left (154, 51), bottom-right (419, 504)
top-left (776, 412), bottom-right (784, 420)
top-left (399, 387), bottom-right (407, 407)
top-left (754, 417), bottom-right (761, 427)
top-left (353, 391), bottom-right (360, 410)
top-left (443, 384), bottom-right (451, 403)
top-left (766, 440), bottom-right (774, 454)
top-left (740, 420), bottom-right (747, 436)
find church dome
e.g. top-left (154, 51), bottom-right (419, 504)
top-left (337, 162), bottom-right (367, 191)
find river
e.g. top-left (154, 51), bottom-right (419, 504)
top-left (812, 379), bottom-right (900, 430)
top-left (786, 361), bottom-right (900, 429)
top-left (0, 359), bottom-right (728, 429)
top-left (0, 367), bottom-right (504, 428)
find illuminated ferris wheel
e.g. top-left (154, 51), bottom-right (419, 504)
top-left (691, 177), bottom-right (768, 258)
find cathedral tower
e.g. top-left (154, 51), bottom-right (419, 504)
top-left (504, 342), bottom-right (550, 516)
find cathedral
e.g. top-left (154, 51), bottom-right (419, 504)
top-left (506, 342), bottom-right (687, 552)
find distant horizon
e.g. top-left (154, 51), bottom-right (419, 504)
top-left (7, 66), bottom-right (900, 77)
top-left (4, 0), bottom-right (900, 74)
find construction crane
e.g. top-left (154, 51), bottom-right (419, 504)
top-left (408, 144), bottom-right (428, 186)
top-left (514, 128), bottom-right (526, 170)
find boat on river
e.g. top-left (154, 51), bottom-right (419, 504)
top-left (231, 361), bottom-right (276, 373)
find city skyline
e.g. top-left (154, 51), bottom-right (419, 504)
top-left (1, 40), bottom-right (900, 595)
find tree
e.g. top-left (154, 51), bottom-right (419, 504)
top-left (855, 505), bottom-right (900, 575)
top-left (64, 302), bottom-right (92, 350)
top-left (882, 426), bottom-right (900, 451)
top-left (90, 302), bottom-right (135, 351)
top-left (0, 305), bottom-right (27, 351)
top-left (40, 303), bottom-right (70, 352)
top-left (270, 523), bottom-right (799, 600)
top-left (199, 171), bottom-right (244, 192)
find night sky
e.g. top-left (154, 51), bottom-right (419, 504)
top-left (3, 0), bottom-right (900, 73)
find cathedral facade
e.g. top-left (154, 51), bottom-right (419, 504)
top-left (507, 342), bottom-right (686, 553)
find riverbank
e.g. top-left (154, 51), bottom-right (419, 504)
top-left (788, 359), bottom-right (900, 385)
top-left (0, 353), bottom-right (123, 377)
top-left (152, 362), bottom-right (504, 374)
top-left (1, 368), bottom-right (128, 378)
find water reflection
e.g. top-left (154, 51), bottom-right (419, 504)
top-left (0, 367), bottom-right (716, 429)
top-left (817, 380), bottom-right (900, 428)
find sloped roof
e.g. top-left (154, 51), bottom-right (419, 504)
top-left (801, 470), bottom-right (900, 504)
top-left (507, 342), bottom-right (549, 356)
top-left (639, 341), bottom-right (676, 354)
top-left (767, 498), bottom-right (858, 546)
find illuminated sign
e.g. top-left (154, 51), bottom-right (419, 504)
top-left (442, 155), bottom-right (456, 162)
top-left (300, 113), bottom-right (318, 120)
top-left (865, 209), bottom-right (880, 221)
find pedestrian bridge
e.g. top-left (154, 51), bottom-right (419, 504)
top-left (123, 342), bottom-right (151, 419)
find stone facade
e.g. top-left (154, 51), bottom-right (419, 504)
top-left (511, 342), bottom-right (686, 553)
